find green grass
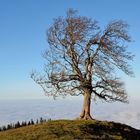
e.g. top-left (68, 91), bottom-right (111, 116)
top-left (0, 120), bottom-right (140, 140)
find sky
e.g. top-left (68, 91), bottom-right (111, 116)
top-left (0, 0), bottom-right (140, 100)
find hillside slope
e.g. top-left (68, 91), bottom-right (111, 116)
top-left (0, 120), bottom-right (140, 140)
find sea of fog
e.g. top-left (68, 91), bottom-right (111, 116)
top-left (0, 97), bottom-right (140, 129)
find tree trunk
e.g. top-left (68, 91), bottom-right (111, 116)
top-left (79, 90), bottom-right (93, 120)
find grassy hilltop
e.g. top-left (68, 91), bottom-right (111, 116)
top-left (0, 120), bottom-right (140, 140)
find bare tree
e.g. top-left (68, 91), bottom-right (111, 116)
top-left (31, 9), bottom-right (134, 120)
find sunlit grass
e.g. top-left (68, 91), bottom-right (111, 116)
top-left (0, 119), bottom-right (139, 140)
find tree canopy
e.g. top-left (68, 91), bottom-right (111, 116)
top-left (31, 9), bottom-right (134, 119)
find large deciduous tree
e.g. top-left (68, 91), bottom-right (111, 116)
top-left (31, 9), bottom-right (134, 120)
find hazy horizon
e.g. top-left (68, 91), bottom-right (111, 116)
top-left (0, 98), bottom-right (140, 129)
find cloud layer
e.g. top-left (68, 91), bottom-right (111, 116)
top-left (0, 98), bottom-right (139, 129)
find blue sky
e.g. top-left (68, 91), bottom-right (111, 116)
top-left (0, 0), bottom-right (140, 100)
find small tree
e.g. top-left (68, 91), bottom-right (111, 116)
top-left (28, 121), bottom-right (31, 126)
top-left (40, 117), bottom-right (44, 123)
top-left (31, 9), bottom-right (134, 120)
top-left (15, 121), bottom-right (21, 128)
top-left (36, 119), bottom-right (39, 124)
top-left (7, 124), bottom-right (12, 130)
top-left (2, 126), bottom-right (6, 131)
top-left (21, 121), bottom-right (27, 127)
top-left (30, 119), bottom-right (34, 125)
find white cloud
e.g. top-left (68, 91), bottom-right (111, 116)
top-left (0, 98), bottom-right (140, 129)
